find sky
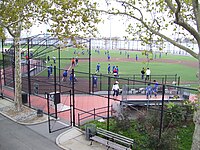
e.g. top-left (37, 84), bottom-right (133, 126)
top-left (21, 16), bottom-right (127, 39)
top-left (21, 0), bottom-right (128, 39)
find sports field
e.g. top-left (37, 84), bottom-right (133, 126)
top-left (39, 47), bottom-right (198, 84)
top-left (1, 45), bottom-right (198, 86)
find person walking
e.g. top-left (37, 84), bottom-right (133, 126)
top-left (112, 81), bottom-right (120, 96)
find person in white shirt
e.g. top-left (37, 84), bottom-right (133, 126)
top-left (146, 68), bottom-right (151, 80)
top-left (112, 81), bottom-right (120, 96)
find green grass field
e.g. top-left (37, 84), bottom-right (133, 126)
top-left (41, 47), bottom-right (198, 83)
top-left (1, 46), bottom-right (198, 84)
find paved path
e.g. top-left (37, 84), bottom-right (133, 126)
top-left (0, 114), bottom-right (62, 150)
top-left (0, 97), bottom-right (109, 150)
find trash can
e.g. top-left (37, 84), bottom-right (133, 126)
top-left (85, 124), bottom-right (96, 140)
top-left (37, 109), bottom-right (43, 117)
top-left (22, 92), bottom-right (28, 104)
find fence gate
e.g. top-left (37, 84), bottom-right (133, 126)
top-left (47, 90), bottom-right (72, 133)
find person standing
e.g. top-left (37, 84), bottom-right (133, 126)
top-left (75, 56), bottom-right (78, 66)
top-left (69, 73), bottom-right (73, 84)
top-left (112, 65), bottom-right (115, 73)
top-left (52, 56), bottom-right (56, 64)
top-left (47, 68), bottom-right (51, 79)
top-left (96, 63), bottom-right (100, 73)
top-left (153, 80), bottom-right (159, 98)
top-left (92, 74), bottom-right (98, 88)
top-left (107, 54), bottom-right (111, 60)
top-left (146, 68), bottom-right (151, 80)
top-left (71, 58), bottom-right (75, 67)
top-left (141, 67), bottom-right (145, 80)
top-left (47, 55), bottom-right (50, 61)
top-left (49, 64), bottom-right (53, 74)
top-left (146, 83), bottom-right (152, 99)
top-left (62, 70), bottom-right (68, 81)
top-left (112, 81), bottom-right (120, 96)
top-left (108, 64), bottom-right (111, 74)
top-left (136, 54), bottom-right (138, 61)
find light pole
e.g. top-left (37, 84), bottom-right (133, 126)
top-left (109, 15), bottom-right (112, 50)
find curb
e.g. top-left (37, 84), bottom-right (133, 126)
top-left (0, 110), bottom-right (49, 126)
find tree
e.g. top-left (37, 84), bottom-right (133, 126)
top-left (96, 0), bottom-right (200, 149)
top-left (0, 0), bottom-right (100, 111)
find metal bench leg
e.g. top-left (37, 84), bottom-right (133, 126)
top-left (90, 140), bottom-right (93, 145)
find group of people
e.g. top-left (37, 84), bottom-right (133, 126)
top-left (71, 57), bottom-right (79, 67)
top-left (146, 80), bottom-right (159, 99)
top-left (141, 67), bottom-right (151, 80)
top-left (62, 70), bottom-right (77, 84)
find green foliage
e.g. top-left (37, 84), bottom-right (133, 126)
top-left (164, 101), bottom-right (194, 127)
top-left (0, 0), bottom-right (100, 39)
top-left (147, 128), bottom-right (178, 150)
top-left (177, 122), bottom-right (194, 150)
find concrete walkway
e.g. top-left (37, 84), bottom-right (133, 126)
top-left (56, 127), bottom-right (107, 150)
top-left (0, 97), bottom-right (107, 150)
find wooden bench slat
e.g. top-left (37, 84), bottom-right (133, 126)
top-left (108, 140), bottom-right (131, 150)
top-left (90, 128), bottom-right (134, 150)
top-left (90, 136), bottom-right (108, 145)
top-left (97, 128), bottom-right (134, 143)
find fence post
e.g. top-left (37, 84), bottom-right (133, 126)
top-left (2, 40), bottom-right (6, 86)
top-left (175, 74), bottom-right (177, 82)
top-left (133, 75), bottom-right (135, 87)
top-left (72, 69), bottom-right (75, 126)
top-left (27, 38), bottom-right (31, 107)
top-left (94, 108), bottom-right (96, 120)
top-left (128, 78), bottom-right (130, 93)
top-left (0, 65), bottom-right (2, 98)
top-left (178, 76), bottom-right (180, 86)
top-left (100, 73), bottom-right (102, 91)
top-left (78, 113), bottom-right (80, 126)
top-left (107, 76), bottom-right (111, 131)
top-left (165, 75), bottom-right (167, 84)
top-left (92, 74), bottom-right (94, 93)
top-left (159, 84), bottom-right (165, 140)
top-left (54, 66), bottom-right (58, 119)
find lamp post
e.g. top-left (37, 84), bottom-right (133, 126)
top-left (109, 15), bottom-right (112, 50)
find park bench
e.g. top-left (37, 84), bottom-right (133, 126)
top-left (90, 128), bottom-right (134, 150)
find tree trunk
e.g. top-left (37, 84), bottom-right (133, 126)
top-left (191, 108), bottom-right (200, 150)
top-left (14, 36), bottom-right (22, 111)
top-left (191, 46), bottom-right (200, 150)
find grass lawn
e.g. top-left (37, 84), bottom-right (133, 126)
top-left (2, 46), bottom-right (198, 83)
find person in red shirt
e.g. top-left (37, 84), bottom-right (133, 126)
top-left (71, 58), bottom-right (75, 67)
